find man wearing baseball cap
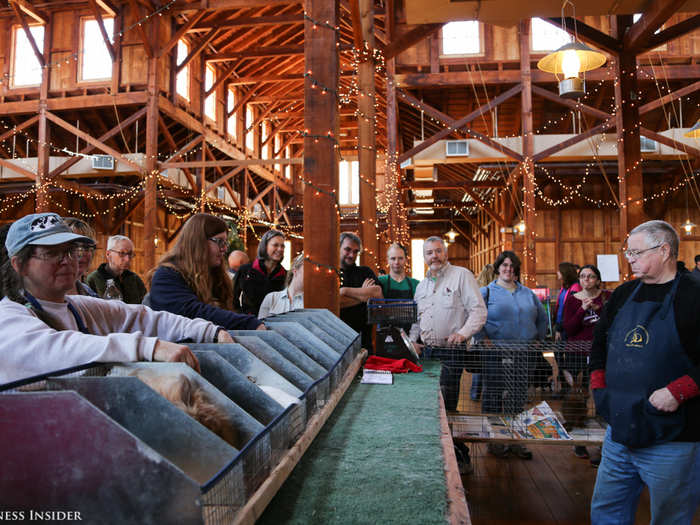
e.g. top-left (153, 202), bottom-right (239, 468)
top-left (0, 213), bottom-right (233, 385)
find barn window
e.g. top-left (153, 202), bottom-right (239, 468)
top-left (339, 160), bottom-right (359, 205)
top-left (442, 21), bottom-right (481, 55)
top-left (80, 17), bottom-right (114, 81)
top-left (227, 88), bottom-right (237, 138)
top-left (204, 65), bottom-right (216, 120)
top-left (176, 40), bottom-right (190, 100)
top-left (245, 105), bottom-right (254, 152)
top-left (531, 18), bottom-right (571, 51)
top-left (12, 25), bottom-right (44, 87)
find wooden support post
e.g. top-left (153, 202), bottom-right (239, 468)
top-left (143, 20), bottom-right (159, 271)
top-left (615, 16), bottom-right (645, 238)
top-left (520, 20), bottom-right (536, 287)
top-left (35, 15), bottom-right (51, 212)
top-left (358, 0), bottom-right (378, 271)
top-left (303, 0), bottom-right (340, 312)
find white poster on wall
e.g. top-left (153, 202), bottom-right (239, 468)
top-left (597, 254), bottom-right (620, 282)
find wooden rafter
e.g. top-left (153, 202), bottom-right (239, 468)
top-left (10, 2), bottom-right (45, 67)
top-left (161, 158), bottom-right (302, 168)
top-left (206, 45), bottom-right (320, 62)
top-left (384, 23), bottom-right (444, 60)
top-left (545, 17), bottom-right (620, 54)
top-left (398, 84), bottom-right (523, 164)
top-left (95, 0), bottom-right (117, 16)
top-left (222, 179), bottom-right (241, 208)
top-left (348, 0), bottom-right (364, 50)
top-left (403, 181), bottom-right (503, 190)
top-left (211, 166), bottom-right (243, 190)
top-left (457, 209), bottom-right (489, 238)
top-left (645, 14), bottom-right (700, 51)
top-left (44, 111), bottom-right (144, 173)
top-left (158, 116), bottom-right (197, 191)
top-left (177, 29), bottom-right (217, 73)
top-left (158, 11), bottom-right (206, 58)
top-left (532, 120), bottom-right (615, 162)
top-left (127, 0), bottom-right (153, 58)
top-left (9, 0), bottom-right (47, 25)
top-left (640, 127), bottom-right (700, 159)
top-left (48, 107), bottom-right (146, 178)
top-left (639, 80), bottom-right (700, 114)
top-left (87, 0), bottom-right (116, 62)
top-left (205, 63), bottom-right (236, 96)
top-left (624, 0), bottom-right (687, 52)
top-left (397, 89), bottom-right (524, 162)
top-left (163, 135), bottom-right (202, 163)
top-left (190, 13), bottom-right (303, 31)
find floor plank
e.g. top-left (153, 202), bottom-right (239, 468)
top-left (462, 442), bottom-right (700, 525)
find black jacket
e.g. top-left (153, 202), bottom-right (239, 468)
top-left (86, 263), bottom-right (147, 304)
top-left (232, 258), bottom-right (286, 316)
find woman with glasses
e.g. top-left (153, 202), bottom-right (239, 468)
top-left (479, 250), bottom-right (548, 460)
top-left (63, 217), bottom-right (98, 297)
top-left (0, 213), bottom-right (234, 385)
top-left (258, 253), bottom-right (304, 319)
top-left (232, 229), bottom-right (287, 317)
top-left (561, 264), bottom-right (610, 463)
top-left (148, 213), bottom-right (263, 330)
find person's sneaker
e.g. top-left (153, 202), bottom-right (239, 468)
top-left (454, 444), bottom-right (474, 475)
top-left (574, 446), bottom-right (589, 459)
top-left (487, 443), bottom-right (510, 458)
top-left (510, 444), bottom-right (533, 460)
top-left (589, 447), bottom-right (602, 467)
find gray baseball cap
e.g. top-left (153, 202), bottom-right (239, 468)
top-left (5, 213), bottom-right (92, 257)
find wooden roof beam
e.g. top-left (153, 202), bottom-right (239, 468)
top-left (158, 116), bottom-right (197, 191)
top-left (191, 13), bottom-right (303, 31)
top-left (640, 79), bottom-right (700, 115)
top-left (10, 2), bottom-right (44, 67)
top-left (398, 88), bottom-right (524, 162)
top-left (159, 11), bottom-right (206, 58)
top-left (94, 0), bottom-right (117, 16)
top-left (127, 0), bottom-right (153, 58)
top-left (172, 0), bottom-right (297, 10)
top-left (9, 0), bottom-right (47, 25)
top-left (177, 27), bottom-right (218, 73)
top-left (644, 14), bottom-right (700, 52)
top-left (624, 0), bottom-right (687, 53)
top-left (640, 127), bottom-right (700, 159)
top-left (87, 0), bottom-right (115, 62)
top-left (545, 17), bottom-right (620, 54)
top-left (398, 84), bottom-right (522, 164)
top-left (403, 181), bottom-right (503, 190)
top-left (206, 45), bottom-right (306, 62)
top-left (384, 23), bottom-right (444, 60)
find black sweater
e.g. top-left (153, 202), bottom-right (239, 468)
top-left (591, 271), bottom-right (700, 441)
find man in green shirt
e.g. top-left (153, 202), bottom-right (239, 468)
top-left (378, 243), bottom-right (419, 301)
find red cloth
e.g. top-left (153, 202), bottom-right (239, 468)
top-left (364, 356), bottom-right (423, 373)
top-left (666, 375), bottom-right (700, 404)
top-left (590, 369), bottom-right (606, 390)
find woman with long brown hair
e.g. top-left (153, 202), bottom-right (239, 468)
top-left (148, 213), bottom-right (263, 330)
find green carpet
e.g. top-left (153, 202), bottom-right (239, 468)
top-left (258, 361), bottom-right (448, 525)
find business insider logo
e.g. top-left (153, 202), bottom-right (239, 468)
top-left (624, 325), bottom-right (649, 348)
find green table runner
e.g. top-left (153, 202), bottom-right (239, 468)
top-left (259, 361), bottom-right (448, 525)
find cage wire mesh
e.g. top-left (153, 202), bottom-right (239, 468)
top-left (0, 311), bottom-right (362, 524)
top-left (367, 298), bottom-right (417, 325)
top-left (423, 340), bottom-right (606, 444)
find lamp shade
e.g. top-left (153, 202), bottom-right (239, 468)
top-left (445, 229), bottom-right (458, 243)
top-left (685, 119), bottom-right (700, 138)
top-left (537, 42), bottom-right (607, 78)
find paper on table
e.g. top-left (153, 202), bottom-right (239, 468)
top-left (361, 369), bottom-right (393, 385)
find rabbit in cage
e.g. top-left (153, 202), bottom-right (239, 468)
top-left (131, 369), bottom-right (239, 448)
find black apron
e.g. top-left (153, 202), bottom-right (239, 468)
top-left (595, 274), bottom-right (691, 448)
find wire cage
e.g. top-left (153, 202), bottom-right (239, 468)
top-left (423, 340), bottom-right (606, 445)
top-left (367, 298), bottom-right (417, 325)
top-left (0, 310), bottom-right (362, 524)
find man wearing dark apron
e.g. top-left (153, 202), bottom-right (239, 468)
top-left (378, 243), bottom-right (419, 334)
top-left (590, 220), bottom-right (700, 525)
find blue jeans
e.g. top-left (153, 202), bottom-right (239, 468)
top-left (591, 427), bottom-right (700, 525)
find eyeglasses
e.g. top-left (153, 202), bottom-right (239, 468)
top-left (76, 244), bottom-right (96, 256)
top-left (31, 245), bottom-right (86, 264)
top-left (108, 249), bottom-right (134, 259)
top-left (208, 237), bottom-right (228, 250)
top-left (623, 244), bottom-right (662, 259)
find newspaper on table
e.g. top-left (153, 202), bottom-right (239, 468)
top-left (450, 401), bottom-right (571, 440)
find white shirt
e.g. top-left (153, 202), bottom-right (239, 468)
top-left (0, 295), bottom-right (220, 384)
top-left (258, 289), bottom-right (304, 319)
top-left (409, 262), bottom-right (487, 345)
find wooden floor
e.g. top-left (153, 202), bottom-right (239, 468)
top-left (461, 442), bottom-right (700, 525)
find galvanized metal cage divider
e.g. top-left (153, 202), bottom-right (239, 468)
top-left (0, 309), bottom-right (362, 524)
top-left (423, 340), bottom-right (607, 444)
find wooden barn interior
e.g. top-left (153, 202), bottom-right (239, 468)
top-left (0, 0), bottom-right (699, 521)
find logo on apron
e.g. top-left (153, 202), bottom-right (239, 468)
top-left (624, 325), bottom-right (649, 348)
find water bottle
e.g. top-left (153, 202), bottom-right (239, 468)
top-left (103, 279), bottom-right (123, 301)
